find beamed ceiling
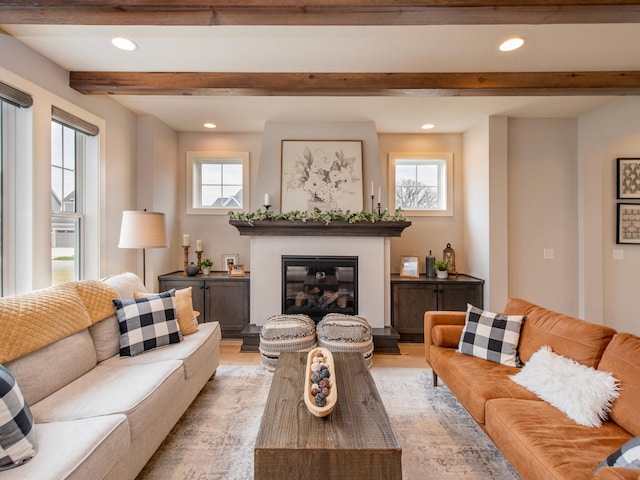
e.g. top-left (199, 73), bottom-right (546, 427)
top-left (2, 1), bottom-right (640, 132)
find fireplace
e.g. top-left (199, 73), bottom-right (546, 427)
top-left (282, 255), bottom-right (358, 322)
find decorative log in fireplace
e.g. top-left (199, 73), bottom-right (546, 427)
top-left (282, 255), bottom-right (358, 322)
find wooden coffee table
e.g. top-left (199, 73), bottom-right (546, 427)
top-left (254, 351), bottom-right (402, 480)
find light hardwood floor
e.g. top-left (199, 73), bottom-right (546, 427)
top-left (220, 339), bottom-right (428, 368)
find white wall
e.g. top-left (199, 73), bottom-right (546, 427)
top-left (377, 133), bottom-right (467, 275)
top-left (176, 132), bottom-right (262, 273)
top-left (507, 118), bottom-right (579, 315)
top-left (136, 115), bottom-right (179, 290)
top-left (0, 32), bottom-right (139, 289)
top-left (578, 97), bottom-right (640, 334)
top-left (462, 119), bottom-right (492, 307)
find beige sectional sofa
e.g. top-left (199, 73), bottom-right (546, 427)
top-left (424, 298), bottom-right (640, 480)
top-left (0, 272), bottom-right (221, 480)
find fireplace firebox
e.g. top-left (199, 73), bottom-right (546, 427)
top-left (282, 255), bottom-right (358, 322)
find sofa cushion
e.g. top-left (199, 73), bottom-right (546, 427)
top-left (486, 398), bottom-right (632, 480)
top-left (0, 364), bottom-right (37, 471)
top-left (100, 322), bottom-right (221, 381)
top-left (88, 315), bottom-right (120, 362)
top-left (597, 333), bottom-right (640, 437)
top-left (30, 361), bottom-right (184, 441)
top-left (4, 330), bottom-right (97, 406)
top-left (511, 346), bottom-right (619, 427)
top-left (0, 415), bottom-right (129, 480)
top-left (595, 436), bottom-right (640, 473)
top-left (113, 291), bottom-right (182, 357)
top-left (457, 304), bottom-right (524, 367)
top-left (429, 346), bottom-right (538, 424)
top-left (102, 272), bottom-right (147, 299)
top-left (135, 288), bottom-right (199, 335)
top-left (503, 298), bottom-right (617, 366)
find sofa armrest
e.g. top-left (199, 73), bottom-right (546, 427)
top-left (593, 467), bottom-right (640, 480)
top-left (432, 325), bottom-right (464, 349)
top-left (424, 311), bottom-right (466, 364)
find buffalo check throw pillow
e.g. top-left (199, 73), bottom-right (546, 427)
top-left (113, 290), bottom-right (182, 357)
top-left (0, 364), bottom-right (37, 471)
top-left (457, 304), bottom-right (525, 367)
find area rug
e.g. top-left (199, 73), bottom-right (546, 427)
top-left (136, 365), bottom-right (521, 480)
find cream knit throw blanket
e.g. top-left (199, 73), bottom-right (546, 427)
top-left (0, 280), bottom-right (119, 363)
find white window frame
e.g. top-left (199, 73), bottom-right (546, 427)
top-left (388, 151), bottom-right (453, 217)
top-left (186, 150), bottom-right (250, 215)
top-left (51, 120), bottom-right (85, 283)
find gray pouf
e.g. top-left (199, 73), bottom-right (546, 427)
top-left (316, 313), bottom-right (374, 368)
top-left (259, 314), bottom-right (317, 371)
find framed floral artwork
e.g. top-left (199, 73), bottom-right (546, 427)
top-left (280, 140), bottom-right (363, 212)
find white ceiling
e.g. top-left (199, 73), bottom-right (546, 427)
top-left (4, 23), bottom-right (640, 133)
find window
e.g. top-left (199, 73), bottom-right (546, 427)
top-left (388, 152), bottom-right (453, 216)
top-left (51, 120), bottom-right (84, 285)
top-left (186, 151), bottom-right (250, 214)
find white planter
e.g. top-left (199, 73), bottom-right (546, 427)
top-left (202, 267), bottom-right (211, 275)
top-left (436, 270), bottom-right (448, 279)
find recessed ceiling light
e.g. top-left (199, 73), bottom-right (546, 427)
top-left (421, 123), bottom-right (435, 130)
top-left (499, 37), bottom-right (525, 52)
top-left (203, 123), bottom-right (217, 129)
top-left (111, 37), bottom-right (137, 51)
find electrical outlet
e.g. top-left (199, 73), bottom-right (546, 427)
top-left (543, 248), bottom-right (555, 260)
top-left (613, 249), bottom-right (624, 260)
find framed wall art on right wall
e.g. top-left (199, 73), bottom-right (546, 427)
top-left (617, 203), bottom-right (640, 244)
top-left (617, 157), bottom-right (640, 200)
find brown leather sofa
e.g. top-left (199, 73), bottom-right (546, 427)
top-left (424, 298), bottom-right (640, 480)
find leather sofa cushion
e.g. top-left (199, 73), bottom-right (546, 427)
top-left (598, 333), bottom-right (640, 437)
top-left (503, 298), bottom-right (616, 367)
top-left (486, 398), bottom-right (632, 480)
top-left (431, 325), bottom-right (463, 349)
top-left (429, 346), bottom-right (537, 424)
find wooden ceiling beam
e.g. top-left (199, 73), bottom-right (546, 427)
top-left (69, 71), bottom-right (640, 96)
top-left (2, 1), bottom-right (640, 25)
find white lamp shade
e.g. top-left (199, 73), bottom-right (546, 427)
top-left (118, 211), bottom-right (168, 249)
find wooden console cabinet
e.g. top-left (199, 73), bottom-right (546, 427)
top-left (158, 271), bottom-right (250, 338)
top-left (391, 274), bottom-right (484, 342)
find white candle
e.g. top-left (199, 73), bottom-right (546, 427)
top-left (371, 181), bottom-right (374, 197)
top-left (182, 234), bottom-right (190, 247)
top-left (264, 193), bottom-right (271, 205)
top-left (196, 239), bottom-right (202, 251)
top-left (378, 187), bottom-right (381, 203)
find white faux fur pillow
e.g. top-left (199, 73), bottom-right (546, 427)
top-left (510, 346), bottom-right (619, 427)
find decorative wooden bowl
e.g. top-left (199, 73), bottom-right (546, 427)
top-left (304, 347), bottom-right (337, 417)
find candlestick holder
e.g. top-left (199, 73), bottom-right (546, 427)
top-left (377, 202), bottom-right (382, 216)
top-left (264, 204), bottom-right (271, 211)
top-left (196, 250), bottom-right (203, 272)
top-left (370, 194), bottom-right (375, 214)
top-left (183, 246), bottom-right (190, 272)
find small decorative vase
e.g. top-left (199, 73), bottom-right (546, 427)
top-left (436, 270), bottom-right (448, 279)
top-left (185, 263), bottom-right (199, 276)
top-left (202, 267), bottom-right (211, 275)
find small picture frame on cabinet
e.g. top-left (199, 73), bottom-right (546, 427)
top-left (222, 254), bottom-right (240, 272)
top-left (228, 264), bottom-right (246, 277)
top-left (399, 255), bottom-right (420, 278)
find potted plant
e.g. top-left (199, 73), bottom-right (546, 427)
top-left (201, 258), bottom-right (214, 275)
top-left (434, 260), bottom-right (450, 279)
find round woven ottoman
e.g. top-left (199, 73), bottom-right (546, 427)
top-left (259, 314), bottom-right (317, 371)
top-left (316, 313), bottom-right (374, 368)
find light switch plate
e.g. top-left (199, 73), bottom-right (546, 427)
top-left (613, 249), bottom-right (624, 260)
top-left (543, 248), bottom-right (555, 260)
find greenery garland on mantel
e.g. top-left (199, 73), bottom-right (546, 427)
top-left (228, 208), bottom-right (408, 226)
